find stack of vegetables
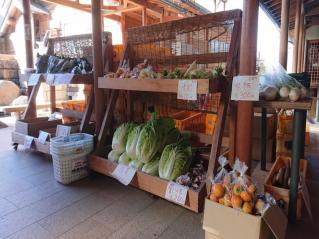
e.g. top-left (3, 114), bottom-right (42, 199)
top-left (108, 114), bottom-right (193, 181)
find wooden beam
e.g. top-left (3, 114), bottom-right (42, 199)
top-left (292, 0), bottom-right (301, 72)
top-left (101, 6), bottom-right (141, 16)
top-left (41, 0), bottom-right (121, 22)
top-left (91, 0), bottom-right (105, 134)
top-left (236, 0), bottom-right (259, 175)
top-left (279, 0), bottom-right (290, 69)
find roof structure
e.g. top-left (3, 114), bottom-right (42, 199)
top-left (260, 0), bottom-right (319, 30)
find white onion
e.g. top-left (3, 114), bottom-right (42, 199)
top-left (300, 87), bottom-right (307, 99)
top-left (279, 86), bottom-right (290, 98)
top-left (289, 88), bottom-right (301, 102)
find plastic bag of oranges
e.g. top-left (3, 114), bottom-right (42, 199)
top-left (209, 158), bottom-right (264, 215)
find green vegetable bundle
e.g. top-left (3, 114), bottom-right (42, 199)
top-left (159, 143), bottom-right (192, 181)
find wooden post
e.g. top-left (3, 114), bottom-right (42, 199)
top-left (236, 0), bottom-right (259, 174)
top-left (297, 19), bottom-right (305, 72)
top-left (142, 7), bottom-right (147, 26)
top-left (292, 0), bottom-right (301, 72)
top-left (22, 0), bottom-right (36, 118)
top-left (92, 0), bottom-right (104, 134)
top-left (279, 0), bottom-right (290, 69)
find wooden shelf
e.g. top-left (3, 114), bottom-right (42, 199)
top-left (98, 77), bottom-right (220, 94)
top-left (89, 154), bottom-right (206, 213)
top-left (12, 131), bottom-right (50, 154)
top-left (45, 73), bottom-right (93, 85)
top-left (254, 99), bottom-right (312, 110)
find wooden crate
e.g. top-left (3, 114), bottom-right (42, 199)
top-left (264, 156), bottom-right (307, 219)
top-left (89, 154), bottom-right (207, 213)
top-left (15, 117), bottom-right (62, 137)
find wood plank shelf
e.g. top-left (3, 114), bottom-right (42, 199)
top-left (45, 73), bottom-right (93, 85)
top-left (12, 131), bottom-right (50, 154)
top-left (254, 99), bottom-right (312, 110)
top-left (98, 77), bottom-right (220, 94)
top-left (89, 154), bottom-right (206, 213)
top-left (27, 73), bottom-right (93, 86)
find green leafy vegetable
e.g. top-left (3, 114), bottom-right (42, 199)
top-left (142, 154), bottom-right (160, 176)
top-left (126, 124), bottom-right (144, 160)
top-left (112, 123), bottom-right (136, 153)
top-left (129, 159), bottom-right (144, 170)
top-left (118, 152), bottom-right (132, 165)
top-left (159, 143), bottom-right (192, 181)
top-left (108, 150), bottom-right (121, 162)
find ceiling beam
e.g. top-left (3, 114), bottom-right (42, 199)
top-left (101, 5), bottom-right (141, 16)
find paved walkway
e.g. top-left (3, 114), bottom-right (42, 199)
top-left (0, 116), bottom-right (318, 239)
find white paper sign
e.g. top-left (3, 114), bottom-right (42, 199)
top-left (56, 125), bottom-right (71, 137)
top-left (231, 75), bottom-right (260, 101)
top-left (24, 135), bottom-right (34, 149)
top-left (165, 181), bottom-right (188, 205)
top-left (111, 164), bottom-right (137, 186)
top-left (177, 80), bottom-right (197, 101)
top-left (37, 131), bottom-right (49, 145)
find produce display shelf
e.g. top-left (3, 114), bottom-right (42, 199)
top-left (12, 131), bottom-right (50, 154)
top-left (255, 99), bottom-right (312, 110)
top-left (98, 77), bottom-right (221, 94)
top-left (27, 73), bottom-right (93, 86)
top-left (89, 154), bottom-right (207, 213)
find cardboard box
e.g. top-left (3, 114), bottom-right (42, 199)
top-left (15, 117), bottom-right (62, 137)
top-left (203, 199), bottom-right (287, 239)
top-left (252, 113), bottom-right (275, 139)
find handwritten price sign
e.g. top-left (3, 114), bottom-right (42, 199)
top-left (56, 125), bottom-right (71, 137)
top-left (165, 181), bottom-right (188, 205)
top-left (112, 164), bottom-right (137, 186)
top-left (177, 80), bottom-right (198, 101)
top-left (231, 75), bottom-right (259, 101)
top-left (38, 131), bottom-right (49, 145)
top-left (24, 135), bottom-right (34, 149)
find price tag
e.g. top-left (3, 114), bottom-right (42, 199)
top-left (165, 181), bottom-right (188, 205)
top-left (24, 135), bottom-right (34, 149)
top-left (38, 131), bottom-right (49, 145)
top-left (177, 80), bottom-right (197, 101)
top-left (56, 125), bottom-right (71, 137)
top-left (231, 75), bottom-right (259, 101)
top-left (111, 164), bottom-right (137, 186)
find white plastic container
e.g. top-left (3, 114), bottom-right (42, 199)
top-left (50, 133), bottom-right (93, 184)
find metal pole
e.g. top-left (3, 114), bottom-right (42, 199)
top-left (288, 109), bottom-right (306, 223)
top-left (261, 108), bottom-right (267, 170)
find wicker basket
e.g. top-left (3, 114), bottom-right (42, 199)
top-left (50, 133), bottom-right (93, 184)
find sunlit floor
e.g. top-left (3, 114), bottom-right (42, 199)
top-left (0, 116), bottom-right (318, 239)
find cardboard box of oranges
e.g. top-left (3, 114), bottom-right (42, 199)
top-left (203, 158), bottom-right (287, 239)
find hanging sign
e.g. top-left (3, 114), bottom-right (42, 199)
top-left (165, 181), bottom-right (188, 205)
top-left (56, 125), bottom-right (71, 137)
top-left (112, 164), bottom-right (137, 186)
top-left (37, 131), bottom-right (49, 145)
top-left (24, 135), bottom-right (34, 149)
top-left (231, 75), bottom-right (260, 101)
top-left (177, 80), bottom-right (198, 101)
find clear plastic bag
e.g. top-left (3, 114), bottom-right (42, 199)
top-left (259, 63), bottom-right (308, 102)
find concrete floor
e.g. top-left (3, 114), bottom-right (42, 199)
top-left (0, 116), bottom-right (318, 239)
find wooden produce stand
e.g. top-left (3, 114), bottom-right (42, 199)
top-left (12, 33), bottom-right (113, 154)
top-left (89, 10), bottom-right (242, 212)
top-left (255, 99), bottom-right (312, 222)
